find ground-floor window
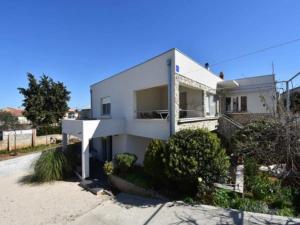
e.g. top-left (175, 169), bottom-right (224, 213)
top-left (241, 96), bottom-right (247, 112)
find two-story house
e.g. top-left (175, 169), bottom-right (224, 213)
top-left (62, 48), bottom-right (276, 179)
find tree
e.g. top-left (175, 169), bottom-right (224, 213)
top-left (18, 73), bottom-right (71, 127)
top-left (0, 112), bottom-right (18, 130)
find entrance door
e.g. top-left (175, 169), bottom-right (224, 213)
top-left (179, 92), bottom-right (187, 118)
top-left (102, 136), bottom-right (112, 161)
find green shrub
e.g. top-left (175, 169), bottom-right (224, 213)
top-left (244, 157), bottom-right (260, 191)
top-left (275, 207), bottom-right (295, 217)
top-left (103, 161), bottom-right (114, 175)
top-left (270, 186), bottom-right (294, 209)
top-left (114, 153), bottom-right (137, 174)
top-left (162, 129), bottom-right (230, 195)
top-left (37, 125), bottom-right (61, 136)
top-left (212, 188), bottom-right (231, 208)
top-left (144, 139), bottom-right (165, 182)
top-left (33, 148), bottom-right (72, 182)
top-left (231, 197), bottom-right (269, 214)
top-left (231, 120), bottom-right (284, 164)
top-left (249, 174), bottom-right (280, 201)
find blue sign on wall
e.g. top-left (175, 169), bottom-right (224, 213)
top-left (176, 65), bottom-right (180, 73)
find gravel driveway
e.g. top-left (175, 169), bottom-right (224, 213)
top-left (0, 171), bottom-right (108, 225)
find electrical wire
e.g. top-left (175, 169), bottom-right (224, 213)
top-left (211, 37), bottom-right (300, 67)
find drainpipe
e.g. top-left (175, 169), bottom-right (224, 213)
top-left (90, 88), bottom-right (93, 119)
top-left (167, 59), bottom-right (173, 136)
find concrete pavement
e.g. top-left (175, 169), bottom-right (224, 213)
top-left (70, 193), bottom-right (300, 225)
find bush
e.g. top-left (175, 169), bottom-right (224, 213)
top-left (275, 207), bottom-right (295, 217)
top-left (248, 174), bottom-right (280, 201)
top-left (270, 186), bottom-right (294, 209)
top-left (103, 161), bottom-right (114, 175)
top-left (163, 129), bottom-right (230, 195)
top-left (244, 157), bottom-right (260, 191)
top-left (231, 120), bottom-right (285, 164)
top-left (212, 188), bottom-right (231, 208)
top-left (114, 153), bottom-right (137, 174)
top-left (231, 197), bottom-right (269, 214)
top-left (144, 139), bottom-right (165, 182)
top-left (33, 148), bottom-right (72, 182)
top-left (37, 125), bottom-right (61, 136)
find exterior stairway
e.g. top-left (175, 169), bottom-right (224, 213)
top-left (217, 114), bottom-right (244, 140)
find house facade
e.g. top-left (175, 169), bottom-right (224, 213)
top-left (0, 107), bottom-right (31, 125)
top-left (62, 48), bottom-right (276, 179)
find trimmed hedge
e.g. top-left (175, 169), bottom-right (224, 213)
top-left (37, 125), bottom-right (61, 136)
top-left (114, 153), bottom-right (137, 174)
top-left (144, 129), bottom-right (230, 195)
top-left (144, 139), bottom-right (165, 182)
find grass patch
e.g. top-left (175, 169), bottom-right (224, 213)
top-left (0, 144), bottom-right (60, 157)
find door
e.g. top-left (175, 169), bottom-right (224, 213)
top-left (179, 92), bottom-right (187, 118)
top-left (102, 136), bottom-right (112, 161)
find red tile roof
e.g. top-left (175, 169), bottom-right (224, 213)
top-left (1, 107), bottom-right (24, 117)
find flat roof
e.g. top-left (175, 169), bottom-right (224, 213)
top-left (90, 48), bottom-right (220, 88)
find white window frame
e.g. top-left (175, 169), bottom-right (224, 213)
top-left (101, 97), bottom-right (111, 116)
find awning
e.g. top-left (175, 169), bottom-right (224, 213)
top-left (217, 80), bottom-right (239, 89)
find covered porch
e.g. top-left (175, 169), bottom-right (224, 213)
top-left (62, 119), bottom-right (125, 179)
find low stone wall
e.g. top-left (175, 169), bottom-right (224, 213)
top-left (0, 131), bottom-right (62, 151)
top-left (227, 113), bottom-right (273, 125)
top-left (177, 118), bottom-right (218, 131)
top-left (109, 174), bottom-right (167, 201)
top-left (35, 134), bottom-right (62, 146)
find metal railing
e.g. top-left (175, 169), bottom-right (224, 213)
top-left (221, 113), bottom-right (244, 129)
top-left (136, 110), bottom-right (169, 119)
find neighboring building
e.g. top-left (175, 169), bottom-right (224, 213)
top-left (64, 109), bottom-right (79, 120)
top-left (0, 107), bottom-right (31, 125)
top-left (218, 75), bottom-right (276, 124)
top-left (79, 108), bottom-right (91, 120)
top-left (62, 48), bottom-right (276, 179)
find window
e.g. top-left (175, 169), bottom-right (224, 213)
top-left (233, 97), bottom-right (239, 112)
top-left (225, 97), bottom-right (231, 112)
top-left (241, 96), bottom-right (247, 112)
top-left (101, 97), bottom-right (111, 116)
top-left (206, 94), bottom-right (217, 116)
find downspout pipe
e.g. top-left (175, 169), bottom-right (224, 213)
top-left (167, 59), bottom-right (173, 136)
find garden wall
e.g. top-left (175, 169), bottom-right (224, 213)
top-left (0, 129), bottom-right (62, 151)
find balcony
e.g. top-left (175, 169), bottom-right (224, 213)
top-left (135, 85), bottom-right (168, 119)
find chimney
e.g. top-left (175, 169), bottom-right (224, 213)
top-left (204, 63), bottom-right (210, 70)
top-left (219, 72), bottom-right (224, 79)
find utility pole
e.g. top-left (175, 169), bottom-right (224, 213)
top-left (284, 72), bottom-right (300, 162)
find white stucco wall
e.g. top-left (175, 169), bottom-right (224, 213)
top-left (223, 75), bottom-right (276, 114)
top-left (112, 134), bottom-right (151, 165)
top-left (174, 50), bottom-right (222, 89)
top-left (90, 50), bottom-right (175, 140)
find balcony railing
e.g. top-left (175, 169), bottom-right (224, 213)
top-left (179, 109), bottom-right (204, 118)
top-left (136, 110), bottom-right (169, 119)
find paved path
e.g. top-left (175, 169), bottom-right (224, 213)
top-left (71, 193), bottom-right (300, 225)
top-left (1, 153), bottom-right (300, 225)
top-left (0, 152), bottom-right (41, 176)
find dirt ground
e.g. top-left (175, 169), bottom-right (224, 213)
top-left (0, 172), bottom-right (109, 225)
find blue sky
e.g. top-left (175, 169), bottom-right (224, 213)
top-left (1, 0), bottom-right (300, 109)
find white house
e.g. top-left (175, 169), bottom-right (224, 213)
top-left (62, 48), bottom-right (276, 179)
